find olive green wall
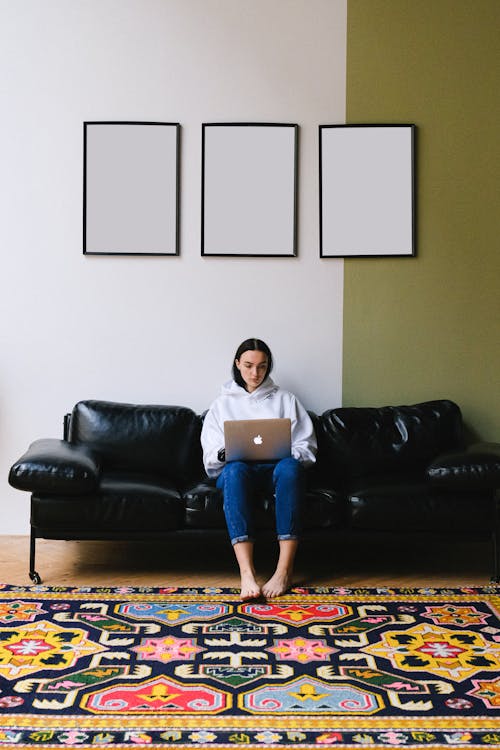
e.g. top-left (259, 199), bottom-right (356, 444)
top-left (344, 0), bottom-right (499, 439)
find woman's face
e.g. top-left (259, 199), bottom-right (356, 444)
top-left (235, 349), bottom-right (268, 392)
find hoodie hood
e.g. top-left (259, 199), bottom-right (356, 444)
top-left (220, 377), bottom-right (279, 402)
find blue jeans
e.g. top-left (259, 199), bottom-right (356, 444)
top-left (216, 457), bottom-right (304, 545)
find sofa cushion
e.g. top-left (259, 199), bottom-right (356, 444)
top-left (69, 400), bottom-right (205, 488)
top-left (183, 482), bottom-right (345, 532)
top-left (427, 443), bottom-right (500, 490)
top-left (31, 472), bottom-right (184, 533)
top-left (301, 487), bottom-right (346, 530)
top-left (9, 439), bottom-right (99, 495)
top-left (183, 481), bottom-right (223, 529)
top-left (316, 400), bottom-right (463, 482)
top-left (183, 482), bottom-right (270, 531)
top-left (347, 479), bottom-right (494, 533)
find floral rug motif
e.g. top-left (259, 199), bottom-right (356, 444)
top-left (0, 584), bottom-right (500, 747)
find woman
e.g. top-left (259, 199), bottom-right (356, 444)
top-left (201, 338), bottom-right (317, 600)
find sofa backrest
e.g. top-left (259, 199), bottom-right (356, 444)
top-left (315, 399), bottom-right (464, 482)
top-left (69, 400), bottom-right (205, 487)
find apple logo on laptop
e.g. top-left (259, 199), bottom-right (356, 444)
top-left (253, 434), bottom-right (263, 445)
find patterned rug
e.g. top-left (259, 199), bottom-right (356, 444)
top-left (1, 584), bottom-right (500, 748)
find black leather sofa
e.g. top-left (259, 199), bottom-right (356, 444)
top-left (8, 398), bottom-right (500, 584)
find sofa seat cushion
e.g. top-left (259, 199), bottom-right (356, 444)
top-left (302, 487), bottom-right (346, 530)
top-left (183, 482), bottom-right (225, 529)
top-left (31, 472), bottom-right (184, 533)
top-left (183, 483), bottom-right (271, 531)
top-left (347, 477), bottom-right (494, 532)
top-left (99, 471), bottom-right (181, 499)
top-left (183, 483), bottom-right (344, 532)
top-left (427, 443), bottom-right (500, 490)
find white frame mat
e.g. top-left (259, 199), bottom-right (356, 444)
top-left (84, 121), bottom-right (180, 256)
top-left (319, 124), bottom-right (416, 258)
top-left (202, 123), bottom-right (298, 257)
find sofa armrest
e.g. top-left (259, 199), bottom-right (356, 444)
top-left (427, 442), bottom-right (500, 490)
top-left (9, 439), bottom-right (100, 495)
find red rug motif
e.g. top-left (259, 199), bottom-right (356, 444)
top-left (0, 584), bottom-right (500, 748)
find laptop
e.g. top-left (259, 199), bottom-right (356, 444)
top-left (224, 418), bottom-right (292, 462)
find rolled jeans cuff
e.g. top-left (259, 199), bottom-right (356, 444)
top-left (277, 534), bottom-right (299, 541)
top-left (231, 535), bottom-right (254, 546)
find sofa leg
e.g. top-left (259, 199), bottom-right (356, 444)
top-left (492, 535), bottom-right (499, 583)
top-left (29, 529), bottom-right (41, 585)
top-left (491, 492), bottom-right (500, 583)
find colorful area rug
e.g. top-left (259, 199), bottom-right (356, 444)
top-left (1, 585), bottom-right (500, 748)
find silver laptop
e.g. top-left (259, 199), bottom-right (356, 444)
top-left (224, 418), bottom-right (291, 462)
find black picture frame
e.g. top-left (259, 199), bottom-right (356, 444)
top-left (319, 124), bottom-right (416, 258)
top-left (201, 123), bottom-right (298, 257)
top-left (83, 121), bottom-right (180, 256)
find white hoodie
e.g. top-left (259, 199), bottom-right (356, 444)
top-left (201, 377), bottom-right (317, 478)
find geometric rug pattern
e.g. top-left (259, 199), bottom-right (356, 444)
top-left (1, 584), bottom-right (500, 747)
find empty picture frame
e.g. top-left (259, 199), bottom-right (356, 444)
top-left (319, 124), bottom-right (416, 257)
top-left (202, 123), bottom-right (298, 257)
top-left (83, 121), bottom-right (180, 255)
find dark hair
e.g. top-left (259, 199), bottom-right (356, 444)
top-left (232, 338), bottom-right (273, 389)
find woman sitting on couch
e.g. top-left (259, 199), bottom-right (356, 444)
top-left (201, 338), bottom-right (317, 601)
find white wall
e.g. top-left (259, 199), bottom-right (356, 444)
top-left (0, 0), bottom-right (346, 534)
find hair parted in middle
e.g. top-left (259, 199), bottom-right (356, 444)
top-left (232, 338), bottom-right (273, 389)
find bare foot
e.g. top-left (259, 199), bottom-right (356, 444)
top-left (262, 570), bottom-right (291, 598)
top-left (240, 572), bottom-right (261, 601)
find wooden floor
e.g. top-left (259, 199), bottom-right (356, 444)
top-left (0, 532), bottom-right (494, 588)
